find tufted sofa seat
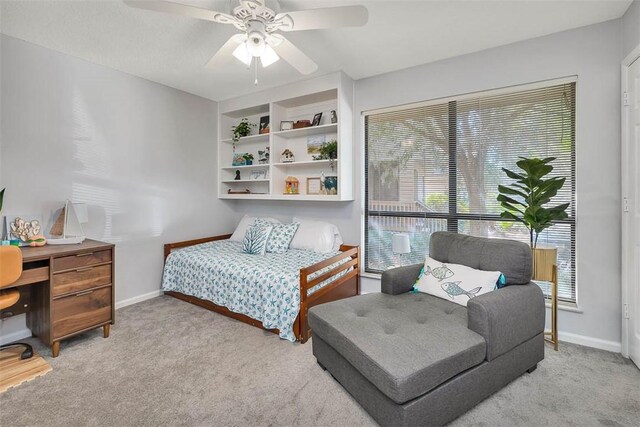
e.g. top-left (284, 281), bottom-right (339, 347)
top-left (308, 232), bottom-right (545, 426)
top-left (309, 292), bottom-right (485, 404)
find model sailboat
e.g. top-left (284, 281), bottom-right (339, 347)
top-left (48, 201), bottom-right (87, 245)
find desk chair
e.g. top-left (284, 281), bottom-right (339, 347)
top-left (0, 246), bottom-right (33, 360)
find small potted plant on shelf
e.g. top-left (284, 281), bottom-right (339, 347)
top-left (232, 118), bottom-right (256, 143)
top-left (243, 153), bottom-right (254, 165)
top-left (497, 156), bottom-right (569, 281)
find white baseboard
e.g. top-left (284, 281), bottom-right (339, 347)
top-left (0, 328), bottom-right (32, 346)
top-left (115, 290), bottom-right (163, 310)
top-left (557, 331), bottom-right (621, 353)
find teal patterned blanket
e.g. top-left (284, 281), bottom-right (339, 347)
top-left (161, 240), bottom-right (345, 342)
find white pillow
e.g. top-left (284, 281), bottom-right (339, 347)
top-left (230, 215), bottom-right (281, 241)
top-left (415, 256), bottom-right (501, 307)
top-left (290, 218), bottom-right (343, 253)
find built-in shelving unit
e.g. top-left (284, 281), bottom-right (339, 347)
top-left (217, 72), bottom-right (354, 201)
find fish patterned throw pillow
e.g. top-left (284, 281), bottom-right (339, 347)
top-left (242, 224), bottom-right (274, 255)
top-left (254, 219), bottom-right (300, 254)
top-left (415, 256), bottom-right (502, 307)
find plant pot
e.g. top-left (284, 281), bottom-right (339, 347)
top-left (245, 160), bottom-right (253, 165)
top-left (329, 152), bottom-right (337, 160)
top-left (532, 246), bottom-right (557, 281)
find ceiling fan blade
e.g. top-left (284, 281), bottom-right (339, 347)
top-left (276, 5), bottom-right (368, 32)
top-left (123, 0), bottom-right (240, 26)
top-left (269, 35), bottom-right (317, 75)
top-left (205, 34), bottom-right (246, 69)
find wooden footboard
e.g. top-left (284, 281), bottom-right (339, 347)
top-left (162, 235), bottom-right (360, 343)
top-left (297, 245), bottom-right (360, 343)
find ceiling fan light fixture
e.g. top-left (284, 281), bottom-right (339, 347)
top-left (232, 43), bottom-right (252, 66)
top-left (260, 44), bottom-right (279, 67)
top-left (246, 31), bottom-right (266, 57)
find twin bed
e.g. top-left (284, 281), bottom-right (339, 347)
top-left (162, 232), bottom-right (360, 343)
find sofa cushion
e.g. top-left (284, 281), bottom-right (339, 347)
top-left (308, 293), bottom-right (486, 404)
top-left (430, 232), bottom-right (532, 285)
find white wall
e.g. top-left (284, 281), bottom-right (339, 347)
top-left (0, 35), bottom-right (236, 342)
top-left (239, 19), bottom-right (625, 351)
top-left (623, 0), bottom-right (640, 58)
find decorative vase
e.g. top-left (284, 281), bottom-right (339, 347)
top-left (532, 246), bottom-right (557, 282)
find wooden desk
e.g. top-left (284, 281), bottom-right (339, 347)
top-left (0, 240), bottom-right (115, 357)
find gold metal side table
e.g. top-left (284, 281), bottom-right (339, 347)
top-left (534, 264), bottom-right (558, 351)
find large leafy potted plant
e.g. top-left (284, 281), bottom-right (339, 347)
top-left (497, 157), bottom-right (569, 280)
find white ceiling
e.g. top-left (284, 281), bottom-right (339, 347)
top-left (0, 0), bottom-right (632, 101)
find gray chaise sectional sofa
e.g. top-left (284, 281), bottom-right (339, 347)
top-left (308, 232), bottom-right (545, 426)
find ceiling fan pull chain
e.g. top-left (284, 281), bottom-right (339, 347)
top-left (254, 59), bottom-right (259, 86)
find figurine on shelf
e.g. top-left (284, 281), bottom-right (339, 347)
top-left (258, 147), bottom-right (270, 164)
top-left (281, 149), bottom-right (295, 163)
top-left (235, 170), bottom-right (241, 180)
top-left (284, 176), bottom-right (299, 194)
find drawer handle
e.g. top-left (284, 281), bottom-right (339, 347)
top-left (76, 267), bottom-right (93, 273)
top-left (76, 290), bottom-right (93, 297)
top-left (76, 252), bottom-right (94, 257)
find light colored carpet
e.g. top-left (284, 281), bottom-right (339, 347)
top-left (1, 295), bottom-right (638, 426)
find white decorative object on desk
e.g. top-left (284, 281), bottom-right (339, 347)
top-left (48, 201), bottom-right (88, 245)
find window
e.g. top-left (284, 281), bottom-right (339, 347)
top-left (364, 81), bottom-right (576, 302)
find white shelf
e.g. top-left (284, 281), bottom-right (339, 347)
top-left (221, 179), bottom-right (270, 183)
top-left (271, 195), bottom-right (342, 201)
top-left (272, 159), bottom-right (338, 167)
top-left (217, 73), bottom-right (354, 202)
top-left (221, 133), bottom-right (270, 144)
top-left (219, 193), bottom-right (272, 200)
top-left (221, 164), bottom-right (269, 170)
top-left (272, 123), bottom-right (337, 139)
top-left (220, 194), bottom-right (341, 201)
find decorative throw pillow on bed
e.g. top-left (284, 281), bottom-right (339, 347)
top-left (414, 256), bottom-right (502, 307)
top-left (230, 215), bottom-right (280, 242)
top-left (255, 219), bottom-right (300, 254)
top-left (241, 224), bottom-right (274, 255)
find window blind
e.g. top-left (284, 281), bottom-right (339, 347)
top-left (364, 81), bottom-right (576, 302)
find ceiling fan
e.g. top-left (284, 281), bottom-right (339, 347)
top-left (123, 0), bottom-right (368, 75)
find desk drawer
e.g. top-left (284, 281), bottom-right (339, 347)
top-left (53, 249), bottom-right (112, 272)
top-left (53, 264), bottom-right (111, 297)
top-left (13, 266), bottom-right (49, 287)
top-left (53, 286), bottom-right (111, 339)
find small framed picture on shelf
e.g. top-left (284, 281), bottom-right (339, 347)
top-left (306, 177), bottom-right (322, 195)
top-left (259, 115), bottom-right (270, 134)
top-left (232, 153), bottom-right (246, 166)
top-left (250, 169), bottom-right (267, 180)
top-left (311, 112), bottom-right (323, 126)
top-left (280, 121), bottom-right (294, 131)
top-left (324, 176), bottom-right (338, 195)
top-left (307, 135), bottom-right (325, 156)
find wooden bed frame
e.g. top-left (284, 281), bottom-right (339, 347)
top-left (163, 234), bottom-right (360, 343)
